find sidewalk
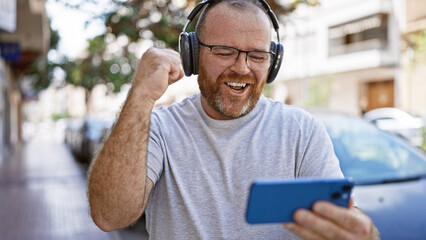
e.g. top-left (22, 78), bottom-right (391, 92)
top-left (0, 139), bottom-right (146, 240)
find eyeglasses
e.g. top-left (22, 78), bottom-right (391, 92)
top-left (198, 38), bottom-right (275, 71)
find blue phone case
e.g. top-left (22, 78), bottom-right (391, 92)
top-left (246, 178), bottom-right (354, 224)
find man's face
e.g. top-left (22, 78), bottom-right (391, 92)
top-left (197, 3), bottom-right (272, 120)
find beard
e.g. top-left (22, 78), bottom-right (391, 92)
top-left (197, 63), bottom-right (266, 119)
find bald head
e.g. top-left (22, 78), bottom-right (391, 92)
top-left (195, 0), bottom-right (272, 40)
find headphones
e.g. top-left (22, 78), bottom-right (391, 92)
top-left (179, 0), bottom-right (284, 84)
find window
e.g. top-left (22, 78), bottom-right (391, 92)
top-left (328, 14), bottom-right (388, 56)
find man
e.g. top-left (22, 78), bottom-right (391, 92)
top-left (88, 0), bottom-right (379, 239)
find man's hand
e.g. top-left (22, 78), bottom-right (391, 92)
top-left (283, 199), bottom-right (379, 240)
top-left (133, 47), bottom-right (185, 102)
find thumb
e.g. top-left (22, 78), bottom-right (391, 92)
top-left (348, 196), bottom-right (354, 209)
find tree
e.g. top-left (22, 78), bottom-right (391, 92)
top-left (407, 29), bottom-right (426, 62)
top-left (40, 0), bottom-right (320, 93)
top-left (24, 21), bottom-right (61, 92)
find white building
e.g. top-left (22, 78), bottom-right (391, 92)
top-left (276, 0), bottom-right (425, 117)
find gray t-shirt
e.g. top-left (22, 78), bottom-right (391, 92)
top-left (146, 93), bottom-right (343, 240)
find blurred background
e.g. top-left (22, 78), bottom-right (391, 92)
top-left (1, 0), bottom-right (425, 157)
top-left (1, 0), bottom-right (426, 239)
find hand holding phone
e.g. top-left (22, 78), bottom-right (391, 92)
top-left (245, 178), bottom-right (354, 224)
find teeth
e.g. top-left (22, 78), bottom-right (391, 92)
top-left (226, 82), bottom-right (247, 88)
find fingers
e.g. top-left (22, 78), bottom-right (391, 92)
top-left (283, 202), bottom-right (374, 240)
top-left (313, 201), bottom-right (371, 234)
top-left (152, 48), bottom-right (184, 84)
top-left (284, 222), bottom-right (327, 240)
top-left (168, 55), bottom-right (185, 85)
top-left (348, 196), bottom-right (354, 208)
top-left (288, 209), bottom-right (352, 240)
top-left (142, 48), bottom-right (183, 81)
top-left (133, 47), bottom-right (185, 101)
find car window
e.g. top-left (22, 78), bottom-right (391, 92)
top-left (85, 119), bottom-right (111, 140)
top-left (319, 114), bottom-right (426, 183)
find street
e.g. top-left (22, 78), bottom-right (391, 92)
top-left (0, 138), bottom-right (147, 240)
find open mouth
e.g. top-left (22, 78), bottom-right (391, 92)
top-left (225, 82), bottom-right (249, 93)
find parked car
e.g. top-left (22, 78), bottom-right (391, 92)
top-left (313, 111), bottom-right (426, 240)
top-left (362, 107), bottom-right (425, 147)
top-left (64, 117), bottom-right (114, 163)
top-left (64, 118), bottom-right (85, 160)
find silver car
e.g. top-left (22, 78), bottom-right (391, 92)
top-left (362, 107), bottom-right (425, 147)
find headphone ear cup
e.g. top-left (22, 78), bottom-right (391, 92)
top-left (267, 41), bottom-right (284, 84)
top-left (189, 32), bottom-right (200, 75)
top-left (179, 32), bottom-right (193, 76)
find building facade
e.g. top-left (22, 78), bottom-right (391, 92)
top-left (400, 0), bottom-right (426, 117)
top-left (0, 0), bottom-right (50, 161)
top-left (276, 0), bottom-right (425, 117)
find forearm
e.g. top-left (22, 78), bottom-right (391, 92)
top-left (88, 86), bottom-right (154, 231)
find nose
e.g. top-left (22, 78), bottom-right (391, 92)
top-left (229, 52), bottom-right (250, 75)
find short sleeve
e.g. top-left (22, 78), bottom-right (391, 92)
top-left (147, 113), bottom-right (165, 184)
top-left (297, 118), bottom-right (344, 179)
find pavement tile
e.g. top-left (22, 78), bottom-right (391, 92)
top-left (0, 140), bottom-right (116, 240)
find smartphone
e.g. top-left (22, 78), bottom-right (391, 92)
top-left (245, 178), bottom-right (354, 224)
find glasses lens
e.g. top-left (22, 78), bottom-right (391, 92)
top-left (248, 52), bottom-right (271, 63)
top-left (208, 45), bottom-right (272, 70)
top-left (247, 52), bottom-right (272, 70)
top-left (211, 46), bottom-right (238, 59)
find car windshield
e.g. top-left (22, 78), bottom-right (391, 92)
top-left (317, 113), bottom-right (426, 184)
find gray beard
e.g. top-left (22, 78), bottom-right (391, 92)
top-left (214, 95), bottom-right (252, 118)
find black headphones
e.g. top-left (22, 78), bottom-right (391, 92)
top-left (179, 0), bottom-right (284, 84)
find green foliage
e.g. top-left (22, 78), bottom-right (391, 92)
top-left (408, 29), bottom-right (426, 62)
top-left (25, 21), bottom-right (62, 91)
top-left (28, 0), bottom-right (322, 93)
top-left (262, 83), bottom-right (274, 98)
top-left (284, 0), bottom-right (320, 13)
top-left (421, 127), bottom-right (426, 152)
top-left (51, 111), bottom-right (70, 121)
top-left (49, 24), bottom-right (61, 50)
top-left (305, 74), bottom-right (334, 107)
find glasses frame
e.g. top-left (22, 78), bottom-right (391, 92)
top-left (197, 37), bottom-right (275, 67)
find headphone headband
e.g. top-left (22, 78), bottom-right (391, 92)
top-left (182, 0), bottom-right (280, 42)
top-left (179, 0), bottom-right (284, 83)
